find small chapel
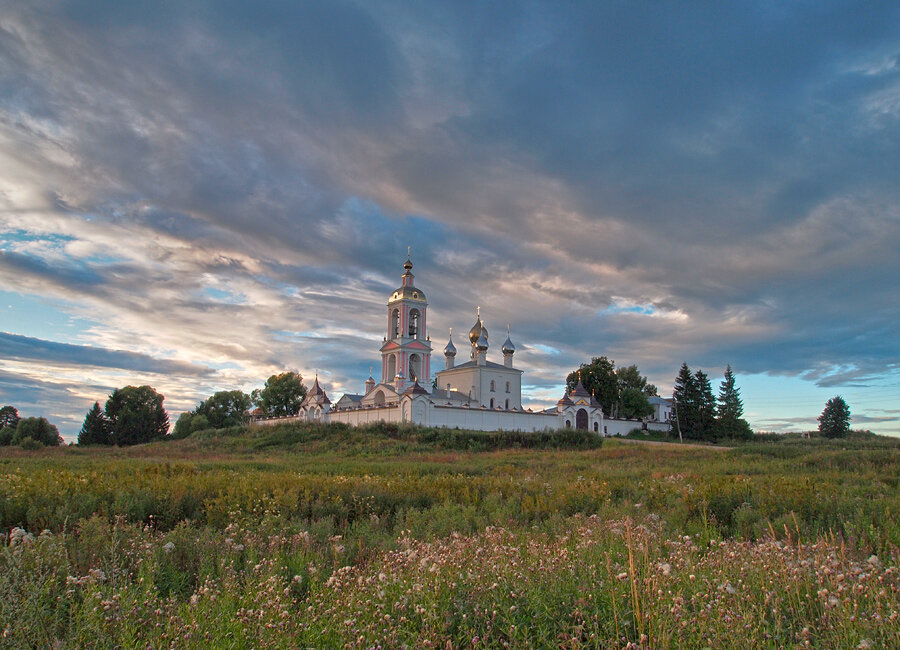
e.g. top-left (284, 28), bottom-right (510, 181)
top-left (255, 255), bottom-right (671, 435)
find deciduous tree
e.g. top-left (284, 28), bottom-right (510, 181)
top-left (566, 357), bottom-right (618, 416)
top-left (15, 417), bottom-right (62, 446)
top-left (105, 385), bottom-right (169, 445)
top-left (0, 405), bottom-right (20, 429)
top-left (196, 390), bottom-right (251, 429)
top-left (252, 372), bottom-right (306, 417)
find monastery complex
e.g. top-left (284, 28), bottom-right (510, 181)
top-left (255, 256), bottom-right (672, 436)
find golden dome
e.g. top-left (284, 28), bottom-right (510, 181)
top-left (468, 315), bottom-right (488, 345)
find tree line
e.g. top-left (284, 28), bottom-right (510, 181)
top-left (0, 406), bottom-right (63, 448)
top-left (672, 363), bottom-right (753, 441)
top-left (78, 371), bottom-right (308, 446)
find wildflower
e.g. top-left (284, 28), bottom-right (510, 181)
top-left (163, 542), bottom-right (175, 553)
top-left (857, 640), bottom-right (873, 649)
top-left (617, 572), bottom-right (628, 581)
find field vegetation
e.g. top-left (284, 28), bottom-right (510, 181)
top-left (2, 422), bottom-right (899, 648)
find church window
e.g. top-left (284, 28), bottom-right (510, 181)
top-left (594, 422), bottom-right (599, 432)
top-left (409, 308), bottom-right (420, 338)
top-left (490, 380), bottom-right (495, 392)
top-left (387, 354), bottom-right (397, 381)
top-left (505, 381), bottom-right (510, 393)
top-left (391, 309), bottom-right (400, 338)
top-left (490, 398), bottom-right (494, 409)
top-left (409, 353), bottom-right (421, 382)
top-left (565, 420), bottom-right (571, 428)
top-left (505, 398), bottom-right (509, 410)
top-left (373, 390), bottom-right (385, 406)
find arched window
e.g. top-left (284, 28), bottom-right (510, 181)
top-left (505, 399), bottom-right (509, 410)
top-left (387, 355), bottom-right (397, 382)
top-left (391, 309), bottom-right (400, 339)
top-left (408, 308), bottom-right (420, 338)
top-left (565, 419), bottom-right (571, 428)
top-left (505, 381), bottom-right (510, 393)
top-left (490, 380), bottom-right (495, 392)
top-left (490, 398), bottom-right (494, 409)
top-left (409, 353), bottom-right (421, 382)
top-left (373, 390), bottom-right (385, 406)
top-left (593, 422), bottom-right (599, 432)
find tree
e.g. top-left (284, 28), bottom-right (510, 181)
top-left (715, 365), bottom-right (753, 440)
top-left (615, 365), bottom-right (655, 419)
top-left (105, 385), bottom-right (169, 446)
top-left (78, 401), bottom-right (111, 445)
top-left (0, 405), bottom-right (20, 429)
top-left (0, 426), bottom-right (15, 446)
top-left (196, 390), bottom-right (251, 429)
top-left (673, 363), bottom-right (699, 437)
top-left (695, 370), bottom-right (716, 440)
top-left (252, 372), bottom-right (306, 417)
top-left (566, 357), bottom-right (617, 416)
top-left (190, 414), bottom-right (210, 432)
top-left (172, 412), bottom-right (195, 439)
top-left (15, 417), bottom-right (62, 446)
top-left (818, 396), bottom-right (851, 438)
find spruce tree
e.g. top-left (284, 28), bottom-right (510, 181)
top-left (818, 396), bottom-right (851, 438)
top-left (673, 363), bottom-right (698, 437)
top-left (78, 401), bottom-right (111, 445)
top-left (695, 370), bottom-right (716, 440)
top-left (715, 365), bottom-right (753, 439)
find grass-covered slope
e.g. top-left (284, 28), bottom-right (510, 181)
top-left (1, 424), bottom-right (898, 647)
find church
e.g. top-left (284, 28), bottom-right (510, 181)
top-left (255, 255), bottom-right (671, 435)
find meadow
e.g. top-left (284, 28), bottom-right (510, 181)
top-left (2, 422), bottom-right (899, 648)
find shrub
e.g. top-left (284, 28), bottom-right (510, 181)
top-left (15, 417), bottom-right (63, 446)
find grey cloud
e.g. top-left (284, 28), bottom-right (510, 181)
top-left (0, 332), bottom-right (212, 376)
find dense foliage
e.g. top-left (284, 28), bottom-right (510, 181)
top-left (673, 363), bottom-right (753, 441)
top-left (1, 424), bottom-right (898, 647)
top-left (104, 385), bottom-right (169, 446)
top-left (252, 372), bottom-right (307, 417)
top-left (78, 401), bottom-right (111, 446)
top-left (8, 416), bottom-right (62, 447)
top-left (0, 405), bottom-right (19, 429)
top-left (173, 390), bottom-right (252, 438)
top-left (819, 395), bottom-right (852, 438)
top-left (566, 358), bottom-right (656, 418)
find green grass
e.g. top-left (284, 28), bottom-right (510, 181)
top-left (2, 422), bottom-right (898, 647)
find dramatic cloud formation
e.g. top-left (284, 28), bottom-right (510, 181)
top-left (1, 1), bottom-right (899, 438)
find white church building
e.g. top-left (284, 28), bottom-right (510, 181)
top-left (255, 256), bottom-right (671, 435)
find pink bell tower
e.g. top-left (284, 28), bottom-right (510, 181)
top-left (379, 251), bottom-right (432, 392)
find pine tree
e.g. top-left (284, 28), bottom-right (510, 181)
top-left (673, 363), bottom-right (698, 437)
top-left (818, 396), bottom-right (851, 438)
top-left (79, 401), bottom-right (111, 445)
top-left (715, 365), bottom-right (753, 439)
top-left (695, 370), bottom-right (716, 440)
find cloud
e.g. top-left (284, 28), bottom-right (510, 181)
top-left (0, 332), bottom-right (212, 376)
top-left (1, 2), bottom-right (899, 436)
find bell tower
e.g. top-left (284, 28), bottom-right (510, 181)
top-left (379, 252), bottom-right (432, 392)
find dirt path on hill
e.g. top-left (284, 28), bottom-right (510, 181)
top-left (612, 437), bottom-right (733, 451)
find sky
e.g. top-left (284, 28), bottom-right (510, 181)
top-left (1, 1), bottom-right (899, 441)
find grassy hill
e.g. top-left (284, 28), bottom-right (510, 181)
top-left (2, 423), bottom-right (898, 647)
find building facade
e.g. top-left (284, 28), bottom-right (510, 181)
top-left (254, 256), bottom-right (671, 435)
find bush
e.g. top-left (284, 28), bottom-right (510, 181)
top-left (19, 437), bottom-right (43, 450)
top-left (15, 417), bottom-right (62, 446)
top-left (0, 426), bottom-right (15, 446)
